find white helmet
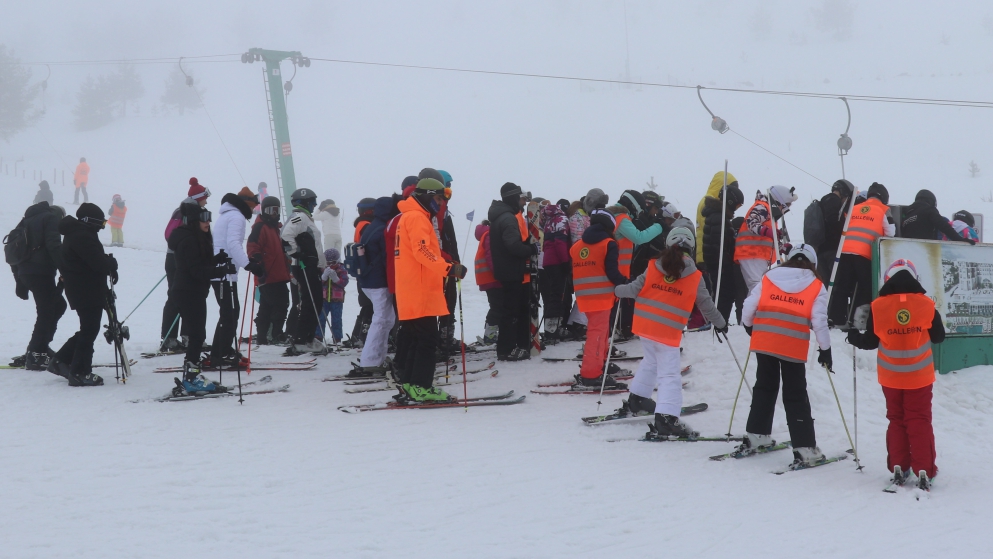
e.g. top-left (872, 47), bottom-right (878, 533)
top-left (769, 185), bottom-right (798, 208)
top-left (787, 243), bottom-right (818, 266)
top-left (665, 226), bottom-right (695, 251)
top-left (884, 259), bottom-right (919, 283)
top-left (660, 202), bottom-right (680, 220)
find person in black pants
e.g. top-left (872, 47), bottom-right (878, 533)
top-left (13, 202), bottom-right (67, 370)
top-left (701, 185), bottom-right (744, 322)
top-left (168, 202), bottom-right (235, 392)
top-left (487, 183), bottom-right (537, 361)
top-left (48, 204), bottom-right (118, 386)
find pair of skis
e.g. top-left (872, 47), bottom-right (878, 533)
top-left (151, 358), bottom-right (316, 373)
top-left (339, 390), bottom-right (525, 413)
top-left (132, 375), bottom-right (290, 403)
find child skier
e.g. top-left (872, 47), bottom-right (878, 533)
top-left (107, 194), bottom-right (127, 247)
top-left (941, 210), bottom-right (980, 243)
top-left (614, 227), bottom-right (728, 436)
top-left (320, 248), bottom-right (348, 344)
top-left (474, 219), bottom-right (501, 344)
top-left (739, 244), bottom-right (832, 469)
top-left (845, 259), bottom-right (946, 491)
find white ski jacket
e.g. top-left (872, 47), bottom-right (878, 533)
top-left (281, 207), bottom-right (326, 268)
top-left (212, 198), bottom-right (252, 283)
top-left (742, 266), bottom-right (831, 350)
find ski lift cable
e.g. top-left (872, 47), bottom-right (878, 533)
top-left (179, 57), bottom-right (247, 186)
top-left (729, 129), bottom-right (830, 186)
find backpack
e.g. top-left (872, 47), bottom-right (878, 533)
top-left (343, 242), bottom-right (363, 277)
top-left (802, 199), bottom-right (826, 250)
top-left (3, 219), bottom-right (32, 266)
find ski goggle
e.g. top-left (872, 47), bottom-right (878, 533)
top-left (198, 210), bottom-right (212, 223)
top-left (190, 187), bottom-right (211, 200)
top-left (262, 205), bottom-right (280, 217)
top-left (79, 216), bottom-right (106, 226)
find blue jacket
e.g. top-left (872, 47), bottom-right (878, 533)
top-left (358, 197), bottom-right (394, 289)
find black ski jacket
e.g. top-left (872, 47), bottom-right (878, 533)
top-left (701, 196), bottom-right (736, 272)
top-left (488, 200), bottom-right (533, 284)
top-left (900, 190), bottom-right (968, 242)
top-left (168, 224), bottom-right (218, 298)
top-left (819, 192), bottom-right (848, 256)
top-left (59, 216), bottom-right (117, 310)
top-left (16, 202), bottom-right (63, 277)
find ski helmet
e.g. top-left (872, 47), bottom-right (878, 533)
top-left (642, 191), bottom-right (663, 209)
top-left (884, 259), bottom-right (919, 283)
top-left (787, 243), bottom-right (818, 266)
top-left (665, 226), bottom-right (695, 251)
top-left (438, 170), bottom-right (453, 188)
top-left (589, 209), bottom-right (617, 232)
top-left (357, 197), bottom-right (376, 216)
top-left (619, 190), bottom-right (648, 218)
top-left (867, 182), bottom-right (890, 205)
top-left (769, 185), bottom-right (798, 208)
top-left (660, 202), bottom-right (681, 221)
top-left (76, 203), bottom-right (105, 229)
top-left (290, 188), bottom-right (318, 209)
top-left (954, 210), bottom-right (976, 227)
top-left (418, 168), bottom-right (445, 183)
top-left (831, 179), bottom-right (855, 198)
top-left (261, 196), bottom-right (281, 218)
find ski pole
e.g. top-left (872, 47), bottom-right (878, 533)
top-left (299, 261), bottom-right (329, 353)
top-left (722, 331), bottom-right (753, 440)
top-left (236, 277), bottom-right (250, 355)
top-left (822, 361), bottom-right (863, 471)
top-left (457, 278), bottom-right (468, 410)
top-left (120, 273), bottom-right (167, 325)
top-left (237, 279), bottom-right (257, 405)
top-left (160, 313), bottom-right (181, 352)
top-left (713, 160), bottom-right (729, 325)
top-left (596, 298), bottom-right (623, 411)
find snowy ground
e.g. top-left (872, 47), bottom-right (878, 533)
top-left (2, 212), bottom-right (992, 556)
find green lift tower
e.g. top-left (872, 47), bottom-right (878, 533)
top-left (241, 48), bottom-right (311, 215)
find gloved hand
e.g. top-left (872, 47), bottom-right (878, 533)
top-left (817, 348), bottom-right (833, 370)
top-left (846, 331), bottom-right (862, 347)
top-left (322, 266), bottom-right (338, 283)
top-left (245, 261), bottom-right (265, 276)
top-left (214, 250), bottom-right (230, 265)
top-left (530, 243), bottom-right (540, 256)
top-left (715, 323), bottom-right (729, 336)
top-left (448, 263), bottom-right (468, 279)
top-left (214, 261), bottom-right (236, 278)
top-left (743, 324), bottom-right (753, 336)
top-left (15, 281), bottom-right (28, 301)
top-left (110, 269), bottom-right (119, 285)
top-left (780, 242), bottom-right (793, 255)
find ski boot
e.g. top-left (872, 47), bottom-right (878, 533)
top-left (605, 362), bottom-right (629, 377)
top-left (613, 330), bottom-right (636, 343)
top-left (574, 373), bottom-right (628, 390)
top-left (9, 354), bottom-right (26, 368)
top-left (159, 337), bottom-right (185, 353)
top-left (734, 433), bottom-right (776, 456)
top-left (284, 338), bottom-right (326, 356)
top-left (68, 371), bottom-right (104, 387)
top-left (542, 318), bottom-right (564, 346)
top-left (346, 357), bottom-right (394, 378)
top-left (621, 393), bottom-right (656, 417)
top-left (180, 361), bottom-right (224, 394)
top-left (890, 465), bottom-right (911, 487)
top-left (498, 347), bottom-right (531, 362)
top-left (575, 345), bottom-right (626, 360)
top-left (25, 351), bottom-right (52, 371)
top-left (204, 351), bottom-right (246, 369)
top-left (482, 323), bottom-right (499, 345)
top-left (653, 413), bottom-right (699, 438)
top-left (47, 356), bottom-right (72, 380)
top-left (917, 469), bottom-right (933, 492)
top-left (789, 447), bottom-right (827, 469)
top-left (400, 383), bottom-right (454, 403)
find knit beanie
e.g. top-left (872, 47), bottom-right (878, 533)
top-left (500, 182), bottom-right (522, 205)
top-left (188, 177), bottom-right (209, 200)
top-left (76, 202), bottom-right (105, 228)
top-left (325, 248), bottom-right (340, 263)
top-left (589, 209), bottom-right (616, 232)
top-left (237, 186), bottom-right (259, 209)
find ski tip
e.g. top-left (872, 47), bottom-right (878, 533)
top-left (339, 406), bottom-right (360, 414)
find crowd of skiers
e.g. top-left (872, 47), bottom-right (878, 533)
top-left (9, 168), bottom-right (977, 486)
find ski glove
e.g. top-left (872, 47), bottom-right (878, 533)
top-left (245, 261), bottom-right (265, 277)
top-left (743, 325), bottom-right (753, 336)
top-left (845, 331), bottom-right (862, 347)
top-left (214, 250), bottom-right (231, 265)
top-left (817, 348), bottom-right (833, 370)
top-left (214, 261), bottom-right (236, 278)
top-left (110, 270), bottom-right (119, 285)
top-left (530, 243), bottom-right (540, 256)
top-left (15, 281), bottom-right (28, 301)
top-left (714, 324), bottom-right (729, 336)
top-left (447, 263), bottom-right (468, 279)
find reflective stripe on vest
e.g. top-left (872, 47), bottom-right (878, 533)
top-left (632, 262), bottom-right (701, 347)
top-left (615, 213), bottom-right (634, 277)
top-left (841, 199), bottom-right (887, 259)
top-left (473, 231), bottom-right (496, 287)
top-left (734, 200), bottom-right (774, 264)
top-left (872, 293), bottom-right (936, 390)
top-left (749, 276), bottom-right (822, 363)
top-left (570, 238), bottom-right (615, 312)
top-left (108, 206), bottom-right (127, 228)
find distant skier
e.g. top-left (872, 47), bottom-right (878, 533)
top-left (739, 244), bottom-right (831, 469)
top-left (253, 182), bottom-right (268, 215)
top-left (33, 180), bottom-right (53, 205)
top-left (47, 204), bottom-right (118, 386)
top-left (940, 210), bottom-right (980, 243)
top-left (107, 194), bottom-right (127, 247)
top-left (246, 196), bottom-right (291, 345)
top-left (73, 157), bottom-right (90, 204)
top-left (900, 189), bottom-right (973, 243)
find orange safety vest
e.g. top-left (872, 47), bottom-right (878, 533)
top-left (570, 238), bottom-right (615, 312)
top-left (74, 162), bottom-right (89, 187)
top-left (517, 212), bottom-right (531, 284)
top-left (474, 231), bottom-right (496, 287)
top-left (354, 221), bottom-right (369, 244)
top-left (632, 262), bottom-right (701, 347)
top-left (749, 276), bottom-right (822, 363)
top-left (108, 205), bottom-right (127, 229)
top-left (614, 213), bottom-right (635, 278)
top-left (872, 293), bottom-right (936, 390)
top-left (842, 198), bottom-right (888, 259)
top-left (734, 200), bottom-right (775, 264)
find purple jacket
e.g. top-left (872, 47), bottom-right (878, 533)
top-left (541, 203), bottom-right (570, 266)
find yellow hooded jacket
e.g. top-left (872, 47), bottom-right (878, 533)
top-left (695, 171), bottom-right (737, 264)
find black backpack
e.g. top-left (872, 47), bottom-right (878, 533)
top-left (3, 219), bottom-right (32, 266)
top-left (803, 199), bottom-right (826, 250)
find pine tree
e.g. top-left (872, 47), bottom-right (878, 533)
top-left (72, 75), bottom-right (115, 131)
top-left (0, 45), bottom-right (43, 141)
top-left (970, 160), bottom-right (981, 178)
top-left (109, 65), bottom-right (144, 117)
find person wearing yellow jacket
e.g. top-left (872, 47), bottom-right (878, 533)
top-left (695, 171), bottom-right (737, 267)
top-left (394, 178), bottom-right (467, 402)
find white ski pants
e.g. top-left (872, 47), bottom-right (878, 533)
top-left (739, 258), bottom-right (770, 295)
top-left (628, 338), bottom-right (683, 417)
top-left (359, 287), bottom-right (395, 368)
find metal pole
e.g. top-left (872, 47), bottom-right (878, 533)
top-left (714, 160), bottom-right (729, 314)
top-left (595, 299), bottom-right (623, 411)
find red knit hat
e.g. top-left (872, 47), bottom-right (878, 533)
top-left (188, 177), bottom-right (210, 200)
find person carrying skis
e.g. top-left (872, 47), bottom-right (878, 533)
top-left (828, 182), bottom-right (895, 327)
top-left (488, 182), bottom-right (538, 361)
top-left (315, 199), bottom-right (343, 252)
top-left (34, 180), bottom-right (54, 205)
top-left (107, 194), bottom-right (127, 247)
top-left (900, 189), bottom-right (973, 243)
top-left (73, 157), bottom-right (90, 204)
top-left (612, 190), bottom-right (664, 340)
top-left (209, 187), bottom-right (261, 366)
top-left (701, 184), bottom-right (745, 323)
top-left (393, 178), bottom-right (466, 401)
top-left (246, 196), bottom-right (291, 345)
top-left (614, 227), bottom-right (727, 435)
top-left (845, 259), bottom-right (945, 491)
top-left (570, 209), bottom-right (629, 389)
top-left (160, 178), bottom-right (210, 353)
top-left (738, 244), bottom-right (832, 468)
top-left (734, 186), bottom-right (798, 294)
top-left (473, 219), bottom-right (502, 344)
top-left (319, 248), bottom-right (348, 344)
top-left (47, 204), bottom-right (118, 386)
top-left (13, 201), bottom-right (66, 370)
top-left (168, 201), bottom-right (237, 393)
top-left (355, 196), bottom-right (396, 371)
top-left (281, 188), bottom-right (327, 355)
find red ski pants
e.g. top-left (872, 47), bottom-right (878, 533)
top-left (882, 384), bottom-right (937, 478)
top-left (580, 309), bottom-right (611, 379)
